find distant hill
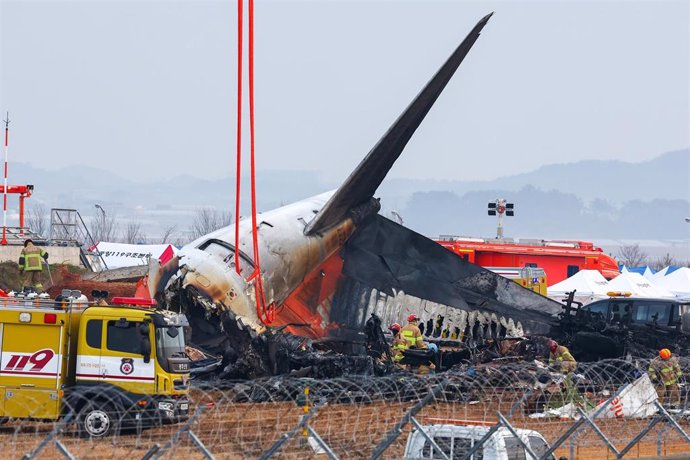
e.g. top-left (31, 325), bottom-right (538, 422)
top-left (4, 148), bottom-right (688, 241)
top-left (378, 148), bottom-right (690, 205)
top-left (396, 187), bottom-right (690, 240)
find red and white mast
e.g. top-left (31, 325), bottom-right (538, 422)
top-left (1, 113), bottom-right (9, 246)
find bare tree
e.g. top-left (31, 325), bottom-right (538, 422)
top-left (650, 253), bottom-right (677, 272)
top-left (160, 224), bottom-right (177, 244)
top-left (189, 208), bottom-right (232, 240)
top-left (121, 222), bottom-right (146, 244)
top-left (27, 203), bottom-right (49, 237)
top-left (616, 244), bottom-right (648, 267)
top-left (89, 211), bottom-right (118, 243)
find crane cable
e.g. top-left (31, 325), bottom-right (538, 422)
top-left (234, 0), bottom-right (275, 325)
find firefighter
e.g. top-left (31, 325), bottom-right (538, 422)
top-left (389, 323), bottom-right (407, 363)
top-left (547, 339), bottom-right (577, 373)
top-left (401, 314), bottom-right (426, 349)
top-left (547, 339), bottom-right (580, 405)
top-left (18, 239), bottom-right (48, 293)
top-left (648, 348), bottom-right (683, 407)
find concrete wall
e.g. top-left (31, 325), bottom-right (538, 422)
top-left (0, 245), bottom-right (82, 266)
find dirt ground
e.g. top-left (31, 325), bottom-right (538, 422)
top-left (3, 391), bottom-right (690, 459)
top-left (44, 265), bottom-right (136, 298)
top-left (0, 262), bottom-right (137, 298)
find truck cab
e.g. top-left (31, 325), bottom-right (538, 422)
top-left (0, 293), bottom-right (191, 437)
top-left (563, 295), bottom-right (690, 359)
top-left (404, 420), bottom-right (555, 460)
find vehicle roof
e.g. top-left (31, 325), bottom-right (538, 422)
top-left (592, 297), bottom-right (685, 303)
top-left (413, 424), bottom-right (543, 438)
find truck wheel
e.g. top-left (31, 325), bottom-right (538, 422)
top-left (77, 401), bottom-right (120, 438)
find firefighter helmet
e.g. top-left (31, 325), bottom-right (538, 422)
top-left (660, 348), bottom-right (672, 360)
top-left (389, 323), bottom-right (401, 333)
top-left (407, 314), bottom-right (419, 322)
top-left (547, 339), bottom-right (558, 353)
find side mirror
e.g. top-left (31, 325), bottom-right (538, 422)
top-left (139, 322), bottom-right (151, 363)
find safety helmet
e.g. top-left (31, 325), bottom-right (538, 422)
top-left (408, 314), bottom-right (419, 322)
top-left (660, 348), bottom-right (672, 360)
top-left (389, 323), bottom-right (401, 333)
top-left (547, 339), bottom-right (558, 353)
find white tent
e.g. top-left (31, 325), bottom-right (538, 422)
top-left (89, 242), bottom-right (178, 269)
top-left (655, 267), bottom-right (690, 301)
top-left (606, 271), bottom-right (675, 298)
top-left (547, 270), bottom-right (610, 305)
top-left (651, 266), bottom-right (670, 280)
top-left (642, 267), bottom-right (656, 281)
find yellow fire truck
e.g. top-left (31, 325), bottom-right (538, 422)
top-left (0, 291), bottom-right (191, 438)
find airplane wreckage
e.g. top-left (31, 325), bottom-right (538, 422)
top-left (146, 13), bottom-right (626, 379)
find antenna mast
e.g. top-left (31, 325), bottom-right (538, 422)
top-left (1, 113), bottom-right (9, 245)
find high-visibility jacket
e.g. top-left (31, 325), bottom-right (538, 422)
top-left (400, 323), bottom-right (426, 349)
top-left (19, 243), bottom-right (48, 272)
top-left (549, 345), bottom-right (577, 373)
top-left (648, 357), bottom-right (683, 387)
top-left (391, 334), bottom-right (407, 362)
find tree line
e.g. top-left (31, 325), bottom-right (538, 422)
top-left (616, 244), bottom-right (690, 271)
top-left (26, 203), bottom-right (232, 246)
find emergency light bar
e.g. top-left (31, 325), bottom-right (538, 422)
top-left (111, 297), bottom-right (157, 307)
top-left (607, 291), bottom-right (632, 297)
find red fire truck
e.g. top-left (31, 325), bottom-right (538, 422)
top-left (436, 236), bottom-right (620, 286)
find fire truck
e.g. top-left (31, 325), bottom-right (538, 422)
top-left (0, 291), bottom-right (191, 437)
top-left (436, 237), bottom-right (620, 285)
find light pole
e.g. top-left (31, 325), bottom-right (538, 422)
top-left (95, 204), bottom-right (106, 219)
top-left (488, 198), bottom-right (514, 239)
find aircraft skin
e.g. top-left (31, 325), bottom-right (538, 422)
top-left (149, 13), bottom-right (562, 368)
top-left (153, 190), bottom-right (353, 333)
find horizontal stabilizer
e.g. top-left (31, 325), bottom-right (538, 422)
top-left (305, 13), bottom-right (493, 235)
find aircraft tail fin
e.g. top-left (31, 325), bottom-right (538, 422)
top-left (305, 13), bottom-right (493, 235)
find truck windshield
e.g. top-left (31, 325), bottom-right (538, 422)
top-left (155, 326), bottom-right (186, 372)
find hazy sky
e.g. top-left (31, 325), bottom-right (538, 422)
top-left (1, 0), bottom-right (688, 184)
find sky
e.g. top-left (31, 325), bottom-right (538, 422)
top-left (0, 0), bottom-right (688, 184)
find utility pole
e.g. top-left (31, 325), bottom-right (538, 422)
top-left (1, 113), bottom-right (10, 245)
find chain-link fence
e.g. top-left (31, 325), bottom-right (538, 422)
top-left (5, 358), bottom-right (690, 459)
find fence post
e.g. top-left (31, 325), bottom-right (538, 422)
top-left (140, 403), bottom-right (213, 460)
top-left (22, 412), bottom-right (75, 460)
top-left (616, 416), bottom-right (662, 458)
top-left (258, 400), bottom-right (326, 460)
top-left (409, 417), bottom-right (450, 460)
top-left (539, 379), bottom-right (632, 460)
top-left (306, 426), bottom-right (340, 460)
top-left (654, 401), bottom-right (690, 444)
top-left (497, 412), bottom-right (538, 460)
top-left (575, 408), bottom-right (620, 456)
top-left (369, 380), bottom-right (447, 460)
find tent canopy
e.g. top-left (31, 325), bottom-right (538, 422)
top-left (548, 270), bottom-right (610, 298)
top-left (655, 267), bottom-right (690, 300)
top-left (606, 271), bottom-right (675, 299)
